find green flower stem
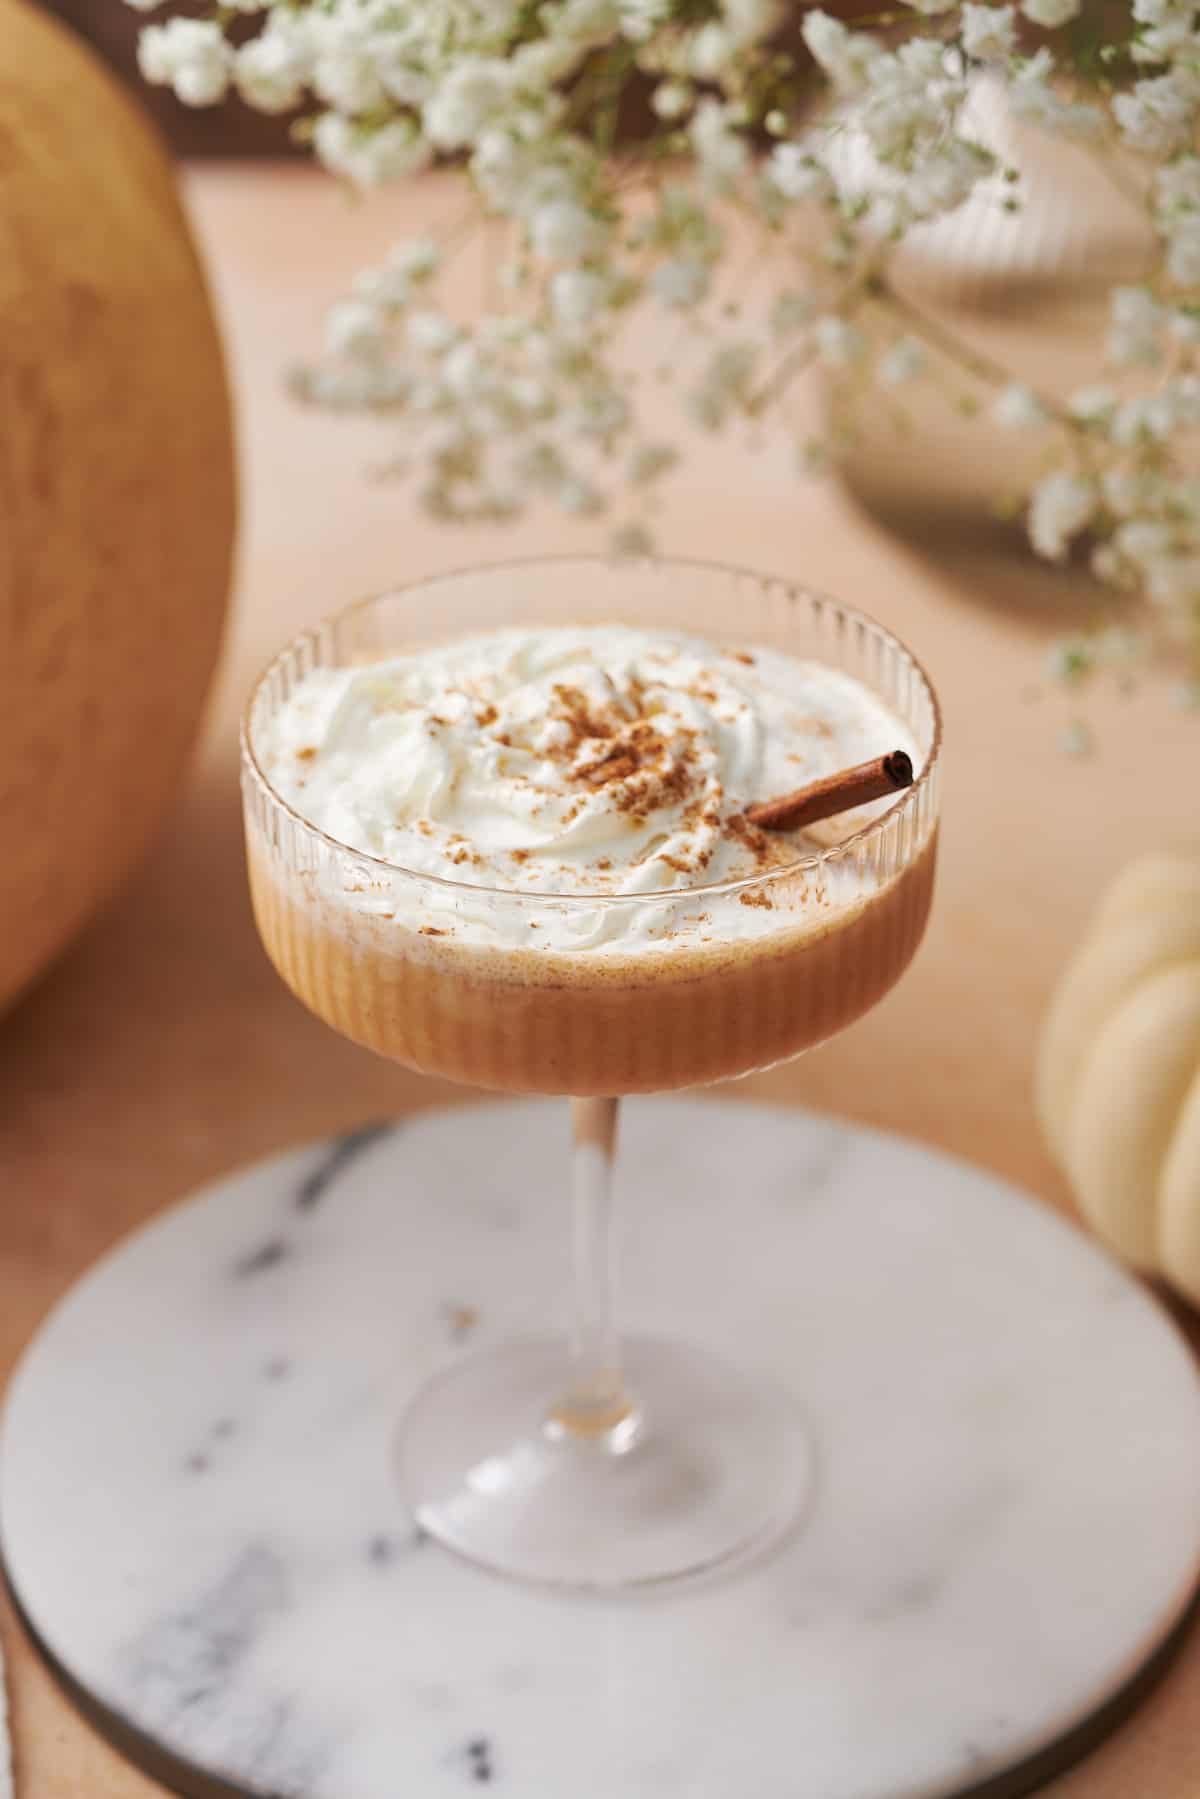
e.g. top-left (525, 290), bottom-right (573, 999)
top-left (869, 276), bottom-right (1074, 430)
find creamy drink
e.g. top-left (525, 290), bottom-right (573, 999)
top-left (245, 624), bottom-right (935, 1094)
top-left (241, 562), bottom-right (942, 1589)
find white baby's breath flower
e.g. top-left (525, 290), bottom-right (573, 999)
top-left (993, 382), bottom-right (1047, 428)
top-left (326, 298), bottom-right (388, 360)
top-left (878, 336), bottom-right (927, 384)
top-left (801, 11), bottom-right (880, 91)
top-left (1166, 216), bottom-right (1200, 283)
top-left (510, 376), bottom-right (554, 420)
top-left (441, 341), bottom-right (489, 401)
top-left (1029, 472), bottom-right (1097, 560)
top-left (902, 137), bottom-right (995, 215)
top-left (814, 315), bottom-right (866, 366)
top-left (234, 25), bottom-right (309, 114)
top-left (1157, 157), bottom-right (1200, 283)
top-left (1115, 518), bottom-right (1174, 566)
top-left (309, 19), bottom-right (385, 113)
top-left (314, 113), bottom-right (429, 187)
top-left (391, 238), bottom-right (439, 283)
top-left (1164, 373), bottom-right (1200, 424)
top-left (1103, 467), bottom-right (1152, 518)
top-left (1146, 553), bottom-right (1200, 609)
top-left (765, 142), bottom-right (834, 202)
top-left (618, 0), bottom-right (671, 41)
top-left (407, 311), bottom-right (460, 354)
top-left (354, 266), bottom-right (409, 309)
top-left (1107, 285), bottom-right (1164, 366)
top-left (1114, 72), bottom-right (1200, 157)
top-left (1133, 0), bottom-right (1200, 60)
top-left (138, 18), bottom-right (230, 106)
top-left (1010, 48), bottom-right (1104, 139)
top-left (530, 199), bottom-right (607, 259)
top-left (122, 0), bottom-right (1200, 672)
top-left (1133, 3), bottom-right (1193, 32)
top-left (1068, 384), bottom-right (1117, 423)
top-left (690, 100), bottom-right (750, 193)
top-left (550, 268), bottom-right (610, 326)
top-left (1156, 155), bottom-right (1200, 214)
top-left (962, 4), bottom-right (1017, 62)
top-left (289, 358), bottom-right (411, 413)
top-left (688, 23), bottom-right (731, 79)
top-left (371, 47), bottom-right (431, 109)
top-left (424, 60), bottom-right (511, 150)
top-left (1110, 392), bottom-right (1177, 446)
top-left (1020, 0), bottom-right (1081, 26)
top-left (652, 81), bottom-right (692, 120)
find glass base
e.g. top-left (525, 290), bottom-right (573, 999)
top-left (398, 1334), bottom-right (814, 1589)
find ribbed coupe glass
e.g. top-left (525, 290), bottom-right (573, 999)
top-left (241, 556), bottom-right (941, 1589)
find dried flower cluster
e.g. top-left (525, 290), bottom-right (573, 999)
top-left (130, 0), bottom-right (1200, 693)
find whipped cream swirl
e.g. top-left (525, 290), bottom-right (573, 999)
top-left (258, 626), bottom-right (919, 907)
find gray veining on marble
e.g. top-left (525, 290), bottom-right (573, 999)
top-left (3, 1100), bottom-right (1200, 1799)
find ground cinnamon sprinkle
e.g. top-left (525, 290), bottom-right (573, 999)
top-left (725, 811), bottom-right (775, 868)
top-left (739, 888), bottom-right (773, 909)
top-left (295, 746), bottom-right (316, 762)
top-left (419, 926), bottom-right (447, 936)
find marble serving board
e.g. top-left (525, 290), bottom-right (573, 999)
top-left (3, 1100), bottom-right (1200, 1799)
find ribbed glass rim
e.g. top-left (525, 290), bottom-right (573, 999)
top-left (241, 553), bottom-right (942, 907)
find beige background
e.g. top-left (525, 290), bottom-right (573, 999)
top-left (1, 164), bottom-right (1198, 1796)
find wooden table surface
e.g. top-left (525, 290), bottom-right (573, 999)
top-left (2, 163), bottom-right (1198, 1798)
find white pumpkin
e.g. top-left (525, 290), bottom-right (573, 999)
top-left (1037, 854), bottom-right (1200, 1302)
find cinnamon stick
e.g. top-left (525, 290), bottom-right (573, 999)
top-left (745, 750), bottom-right (914, 833)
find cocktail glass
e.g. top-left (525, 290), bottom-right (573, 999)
top-left (241, 556), bottom-right (941, 1589)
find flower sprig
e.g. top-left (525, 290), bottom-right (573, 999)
top-left (129, 0), bottom-right (1200, 686)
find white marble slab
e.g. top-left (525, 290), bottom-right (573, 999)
top-left (3, 1100), bottom-right (1200, 1799)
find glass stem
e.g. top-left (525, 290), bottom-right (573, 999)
top-left (551, 1096), bottom-right (631, 1440)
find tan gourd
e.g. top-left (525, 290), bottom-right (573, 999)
top-left (0, 0), bottom-right (235, 1008)
top-left (1037, 854), bottom-right (1200, 1302)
